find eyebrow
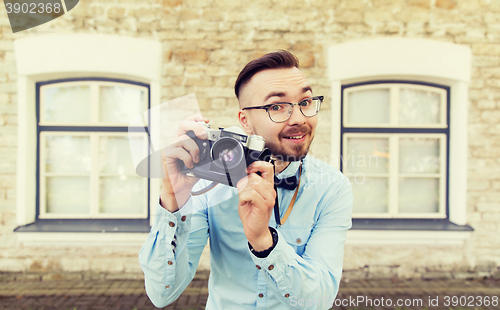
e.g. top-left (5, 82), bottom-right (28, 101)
top-left (263, 86), bottom-right (313, 103)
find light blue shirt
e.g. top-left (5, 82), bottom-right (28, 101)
top-left (139, 156), bottom-right (353, 309)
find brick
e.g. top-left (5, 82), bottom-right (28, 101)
top-left (480, 110), bottom-right (500, 123)
top-left (61, 258), bottom-right (90, 272)
top-left (371, 0), bottom-right (404, 6)
top-left (394, 8), bottom-right (430, 23)
top-left (468, 180), bottom-right (490, 191)
top-left (0, 259), bottom-right (26, 272)
top-left (408, 0), bottom-right (431, 9)
top-left (472, 43), bottom-right (500, 55)
top-left (422, 271), bottom-right (453, 280)
top-left (334, 10), bottom-right (364, 23)
top-left (42, 273), bottom-right (82, 281)
top-left (173, 50), bottom-right (208, 63)
top-left (476, 202), bottom-right (500, 212)
top-left (365, 10), bottom-right (393, 22)
top-left (210, 98), bottom-right (226, 109)
top-left (436, 0), bottom-right (457, 9)
top-left (481, 212), bottom-right (500, 221)
top-left (162, 0), bottom-right (182, 7)
top-left (476, 100), bottom-right (497, 109)
top-left (107, 7), bottom-right (126, 19)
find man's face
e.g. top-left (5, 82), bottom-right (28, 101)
top-left (238, 67), bottom-right (318, 162)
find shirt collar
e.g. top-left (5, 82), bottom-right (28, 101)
top-left (275, 159), bottom-right (302, 180)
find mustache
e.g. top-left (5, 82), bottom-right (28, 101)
top-left (280, 125), bottom-right (311, 137)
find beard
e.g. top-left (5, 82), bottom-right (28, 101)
top-left (264, 126), bottom-right (314, 162)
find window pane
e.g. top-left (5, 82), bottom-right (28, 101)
top-left (100, 86), bottom-right (145, 124)
top-left (99, 136), bottom-right (140, 175)
top-left (350, 177), bottom-right (388, 213)
top-left (44, 135), bottom-right (91, 174)
top-left (99, 176), bottom-right (144, 214)
top-left (345, 137), bottom-right (389, 174)
top-left (347, 88), bottom-right (390, 124)
top-left (46, 177), bottom-right (90, 214)
top-left (43, 85), bottom-right (90, 123)
top-left (399, 178), bottom-right (439, 213)
top-left (399, 137), bottom-right (440, 174)
top-left (399, 88), bottom-right (441, 124)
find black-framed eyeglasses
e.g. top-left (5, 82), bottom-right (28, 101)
top-left (241, 96), bottom-right (323, 123)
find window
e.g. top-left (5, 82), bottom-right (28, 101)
top-left (328, 38), bottom-right (473, 240)
top-left (13, 34), bottom-right (161, 240)
top-left (37, 79), bottom-right (149, 219)
top-left (341, 82), bottom-right (448, 219)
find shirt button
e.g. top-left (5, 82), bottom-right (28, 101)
top-left (255, 265), bottom-right (261, 270)
top-left (268, 265), bottom-right (274, 271)
top-left (296, 238), bottom-right (301, 244)
top-left (167, 260), bottom-right (173, 265)
top-left (285, 293), bottom-right (290, 298)
top-left (181, 215), bottom-right (187, 221)
top-left (258, 293), bottom-right (264, 298)
top-left (169, 221), bottom-right (175, 227)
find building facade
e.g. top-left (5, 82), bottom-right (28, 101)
top-left (0, 0), bottom-right (499, 280)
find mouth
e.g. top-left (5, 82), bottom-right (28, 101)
top-left (283, 134), bottom-right (307, 143)
top-left (283, 134), bottom-right (305, 140)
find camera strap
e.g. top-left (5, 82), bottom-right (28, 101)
top-left (191, 181), bottom-right (219, 196)
top-left (273, 161), bottom-right (302, 227)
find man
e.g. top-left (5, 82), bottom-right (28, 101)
top-left (139, 50), bottom-right (353, 309)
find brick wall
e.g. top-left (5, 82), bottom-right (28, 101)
top-left (0, 0), bottom-right (499, 279)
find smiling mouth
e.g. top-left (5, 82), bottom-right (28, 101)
top-left (283, 134), bottom-right (306, 140)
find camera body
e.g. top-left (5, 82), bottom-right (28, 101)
top-left (180, 123), bottom-right (270, 187)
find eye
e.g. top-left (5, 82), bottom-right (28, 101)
top-left (269, 104), bottom-right (285, 112)
top-left (299, 98), bottom-right (312, 107)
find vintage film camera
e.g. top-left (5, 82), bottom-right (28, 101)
top-left (180, 123), bottom-right (271, 187)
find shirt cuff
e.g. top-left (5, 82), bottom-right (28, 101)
top-left (248, 227), bottom-right (278, 258)
top-left (247, 229), bottom-right (296, 297)
top-left (154, 197), bottom-right (193, 246)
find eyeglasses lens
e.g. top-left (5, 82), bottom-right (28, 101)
top-left (268, 98), bottom-right (320, 122)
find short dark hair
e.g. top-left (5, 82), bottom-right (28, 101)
top-left (234, 50), bottom-right (299, 99)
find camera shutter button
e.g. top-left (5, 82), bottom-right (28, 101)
top-left (199, 142), bottom-right (208, 161)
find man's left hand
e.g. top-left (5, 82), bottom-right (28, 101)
top-left (237, 161), bottom-right (276, 252)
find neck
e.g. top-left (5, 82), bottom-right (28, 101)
top-left (274, 160), bottom-right (290, 174)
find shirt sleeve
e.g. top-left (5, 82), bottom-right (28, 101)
top-left (138, 196), bottom-right (209, 308)
top-left (248, 177), bottom-right (353, 310)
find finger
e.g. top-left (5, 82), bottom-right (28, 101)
top-left (177, 119), bottom-right (209, 140)
top-left (163, 144), bottom-right (196, 169)
top-left (246, 174), bottom-right (276, 202)
top-left (238, 189), bottom-right (266, 208)
top-left (236, 176), bottom-right (249, 192)
top-left (173, 134), bottom-right (201, 163)
top-left (239, 174), bottom-right (276, 204)
top-left (247, 161), bottom-right (275, 184)
top-left (186, 114), bottom-right (209, 123)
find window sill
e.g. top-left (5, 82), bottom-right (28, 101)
top-left (14, 219), bottom-right (151, 233)
top-left (352, 218), bottom-right (473, 231)
top-left (14, 219), bottom-right (151, 247)
top-left (346, 219), bottom-right (473, 246)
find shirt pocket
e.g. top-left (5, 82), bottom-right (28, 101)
top-left (278, 227), bottom-right (312, 256)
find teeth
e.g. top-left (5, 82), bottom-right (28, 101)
top-left (286, 135), bottom-right (305, 139)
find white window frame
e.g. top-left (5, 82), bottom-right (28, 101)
top-left (329, 38), bottom-right (472, 245)
top-left (39, 131), bottom-right (149, 219)
top-left (39, 80), bottom-right (149, 127)
top-left (343, 83), bottom-right (448, 128)
top-left (344, 133), bottom-right (447, 219)
top-left (14, 34), bottom-right (162, 244)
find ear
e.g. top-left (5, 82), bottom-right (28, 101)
top-left (238, 110), bottom-right (254, 135)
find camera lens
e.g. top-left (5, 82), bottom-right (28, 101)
top-left (219, 148), bottom-right (236, 163)
top-left (211, 137), bottom-right (244, 170)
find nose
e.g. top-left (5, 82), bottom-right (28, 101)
top-left (286, 104), bottom-right (306, 125)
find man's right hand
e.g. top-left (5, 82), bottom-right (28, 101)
top-left (160, 114), bottom-right (209, 212)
